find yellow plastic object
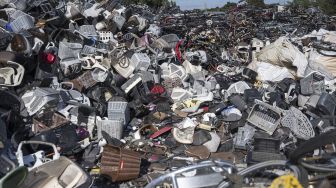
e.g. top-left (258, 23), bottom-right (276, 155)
top-left (270, 174), bottom-right (303, 188)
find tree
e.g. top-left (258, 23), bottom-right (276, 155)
top-left (292, 0), bottom-right (336, 15)
top-left (207, 2), bottom-right (237, 12)
top-left (247, 0), bottom-right (265, 8)
top-left (122, 0), bottom-right (169, 9)
top-left (223, 2), bottom-right (238, 11)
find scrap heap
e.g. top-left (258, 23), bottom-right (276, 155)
top-left (0, 0), bottom-right (335, 187)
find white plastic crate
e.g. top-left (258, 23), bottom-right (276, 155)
top-left (58, 42), bottom-right (82, 60)
top-left (10, 15), bottom-right (34, 33)
top-left (131, 53), bottom-right (150, 71)
top-left (107, 101), bottom-right (130, 124)
top-left (97, 118), bottom-right (123, 139)
top-left (98, 31), bottom-right (117, 44)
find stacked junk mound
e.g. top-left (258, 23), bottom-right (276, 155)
top-left (0, 0), bottom-right (336, 187)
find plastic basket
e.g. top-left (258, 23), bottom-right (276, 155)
top-left (107, 101), bottom-right (130, 124)
top-left (97, 119), bottom-right (123, 140)
top-left (10, 15), bottom-right (34, 33)
top-left (247, 100), bottom-right (282, 135)
top-left (131, 53), bottom-right (150, 71)
top-left (281, 106), bottom-right (315, 140)
top-left (100, 145), bottom-right (141, 182)
top-left (79, 25), bottom-right (98, 37)
top-left (58, 42), bottom-right (82, 60)
top-left (81, 45), bottom-right (97, 55)
top-left (300, 72), bottom-right (325, 95)
top-left (70, 71), bottom-right (97, 92)
top-left (9, 10), bottom-right (26, 20)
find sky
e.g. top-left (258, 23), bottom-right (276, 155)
top-left (176, 0), bottom-right (289, 10)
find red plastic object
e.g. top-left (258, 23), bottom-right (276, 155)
top-left (151, 84), bottom-right (165, 95)
top-left (46, 53), bottom-right (56, 64)
top-left (150, 126), bottom-right (172, 139)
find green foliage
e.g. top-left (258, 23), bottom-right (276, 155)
top-left (292, 0), bottom-right (336, 15)
top-left (207, 2), bottom-right (237, 12)
top-left (222, 2), bottom-right (238, 11)
top-left (247, 0), bottom-right (265, 8)
top-left (122, 0), bottom-right (169, 8)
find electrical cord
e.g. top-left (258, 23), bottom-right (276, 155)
top-left (299, 159), bottom-right (336, 172)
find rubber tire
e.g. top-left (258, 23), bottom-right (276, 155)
top-left (289, 129), bottom-right (336, 163)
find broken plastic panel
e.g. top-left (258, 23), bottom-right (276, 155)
top-left (38, 1), bottom-right (54, 16)
top-left (300, 72), bottom-right (325, 95)
top-left (157, 34), bottom-right (179, 49)
top-left (226, 81), bottom-right (251, 97)
top-left (113, 15), bottom-right (126, 30)
top-left (161, 63), bottom-right (187, 82)
top-left (251, 38), bottom-right (264, 61)
top-left (185, 50), bottom-right (207, 65)
top-left (79, 55), bottom-right (104, 70)
top-left (247, 100), bottom-right (282, 135)
top-left (247, 135), bottom-right (286, 164)
top-left (79, 25), bottom-right (98, 38)
top-left (9, 0), bottom-right (27, 10)
top-left (60, 58), bottom-right (82, 77)
top-left (242, 68), bottom-right (257, 82)
top-left (16, 141), bottom-right (60, 170)
top-left (316, 92), bottom-right (336, 116)
top-left (83, 3), bottom-right (104, 18)
top-left (221, 107), bottom-right (242, 122)
top-left (162, 77), bottom-right (183, 95)
top-left (247, 151), bottom-right (286, 164)
top-left (281, 106), bottom-right (315, 140)
top-left (81, 45), bottom-right (97, 55)
top-left (203, 132), bottom-right (220, 152)
top-left (32, 111), bottom-right (69, 134)
top-left (146, 24), bottom-right (161, 37)
top-left (121, 73), bottom-right (142, 94)
top-left (59, 89), bottom-right (91, 106)
top-left (171, 88), bottom-right (192, 102)
top-left (21, 88), bottom-right (59, 116)
top-left (233, 124), bottom-right (256, 149)
top-left (229, 95), bottom-right (247, 111)
top-left (172, 118), bottom-right (196, 144)
top-left (70, 71), bottom-right (98, 91)
top-left (111, 49), bottom-right (135, 78)
top-left (0, 61), bottom-right (24, 86)
top-left (174, 92), bottom-right (214, 113)
top-left (244, 89), bottom-right (261, 105)
top-left (91, 66), bottom-right (109, 82)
